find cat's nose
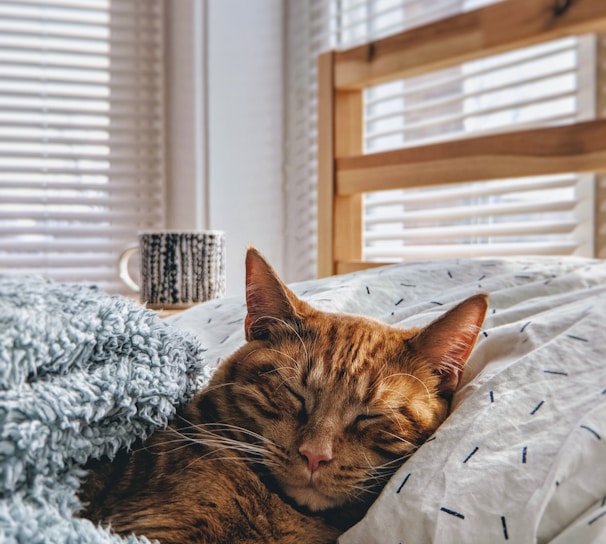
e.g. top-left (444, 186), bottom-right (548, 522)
top-left (299, 445), bottom-right (333, 473)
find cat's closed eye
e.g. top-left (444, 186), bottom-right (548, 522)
top-left (283, 383), bottom-right (308, 421)
top-left (351, 412), bottom-right (382, 431)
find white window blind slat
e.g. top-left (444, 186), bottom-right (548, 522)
top-left (365, 198), bottom-right (577, 225)
top-left (364, 241), bottom-right (579, 260)
top-left (364, 220), bottom-right (579, 242)
top-left (0, 0), bottom-right (165, 292)
top-left (365, 175), bottom-right (578, 207)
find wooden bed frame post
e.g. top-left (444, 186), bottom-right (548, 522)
top-left (317, 52), bottom-right (364, 277)
top-left (596, 33), bottom-right (606, 258)
top-left (333, 88), bottom-right (364, 276)
top-left (317, 51), bottom-right (335, 277)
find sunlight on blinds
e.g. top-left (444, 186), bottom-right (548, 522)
top-left (331, 0), bottom-right (595, 262)
top-left (0, 0), bottom-right (165, 293)
top-left (363, 35), bottom-right (595, 260)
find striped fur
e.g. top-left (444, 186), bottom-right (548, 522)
top-left (80, 249), bottom-right (487, 543)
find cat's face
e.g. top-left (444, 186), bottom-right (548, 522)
top-left (204, 248), bottom-right (487, 512)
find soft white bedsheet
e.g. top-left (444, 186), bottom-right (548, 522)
top-left (167, 256), bottom-right (606, 543)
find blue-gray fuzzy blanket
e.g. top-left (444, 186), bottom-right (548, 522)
top-left (0, 276), bottom-right (208, 543)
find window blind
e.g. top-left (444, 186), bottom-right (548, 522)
top-left (0, 0), bottom-right (165, 293)
top-left (363, 34), bottom-right (595, 260)
top-left (284, 0), bottom-right (332, 282)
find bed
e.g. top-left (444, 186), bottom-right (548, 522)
top-left (1, 257), bottom-right (605, 542)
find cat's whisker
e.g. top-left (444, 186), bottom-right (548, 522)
top-left (200, 381), bottom-right (238, 394)
top-left (259, 349), bottom-right (300, 370)
top-left (174, 415), bottom-right (278, 448)
top-left (380, 430), bottom-right (418, 450)
top-left (376, 372), bottom-right (432, 401)
top-left (155, 424), bottom-right (274, 462)
top-left (250, 315), bottom-right (310, 364)
top-left (374, 452), bottom-right (416, 469)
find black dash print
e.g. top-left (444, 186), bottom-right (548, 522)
top-left (431, 301), bottom-right (444, 306)
top-left (395, 298), bottom-right (404, 306)
top-left (501, 516), bottom-right (509, 540)
top-left (515, 275), bottom-right (532, 279)
top-left (520, 321), bottom-right (531, 333)
top-left (588, 511), bottom-right (606, 526)
top-left (366, 286), bottom-right (370, 295)
top-left (227, 318), bottom-right (243, 325)
top-left (447, 271), bottom-right (453, 278)
top-left (602, 495), bottom-right (606, 507)
top-left (566, 334), bottom-right (589, 342)
top-left (440, 507), bottom-right (465, 520)
top-left (400, 282), bottom-right (416, 288)
top-left (483, 331), bottom-right (488, 337)
top-left (489, 391), bottom-right (494, 403)
top-left (478, 274), bottom-right (486, 281)
top-left (522, 446), bottom-right (527, 464)
top-left (530, 400), bottom-right (544, 415)
top-left (220, 335), bottom-right (230, 344)
top-left (602, 389), bottom-right (606, 395)
top-left (463, 446), bottom-right (479, 463)
top-left (555, 481), bottom-right (560, 487)
top-left (207, 317), bottom-right (212, 324)
top-left (543, 370), bottom-right (568, 376)
top-left (580, 425), bottom-right (601, 440)
top-left (396, 473), bottom-right (411, 493)
top-left (425, 436), bottom-right (437, 443)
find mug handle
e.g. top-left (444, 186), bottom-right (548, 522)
top-left (118, 244), bottom-right (140, 293)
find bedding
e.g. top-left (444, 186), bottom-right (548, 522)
top-left (0, 256), bottom-right (604, 543)
top-left (0, 276), bottom-right (207, 543)
top-left (168, 256), bottom-right (606, 544)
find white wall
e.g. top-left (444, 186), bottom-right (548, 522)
top-left (207, 0), bottom-right (285, 296)
top-left (165, 0), bottom-right (207, 231)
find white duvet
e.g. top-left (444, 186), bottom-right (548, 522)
top-left (167, 256), bottom-right (606, 544)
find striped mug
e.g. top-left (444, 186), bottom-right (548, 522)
top-left (118, 230), bottom-right (226, 309)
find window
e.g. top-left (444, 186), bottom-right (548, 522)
top-left (0, 0), bottom-right (165, 293)
top-left (284, 0), bottom-right (600, 280)
top-left (363, 33), bottom-right (596, 260)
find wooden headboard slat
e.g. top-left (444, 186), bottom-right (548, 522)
top-left (334, 0), bottom-right (606, 90)
top-left (336, 119), bottom-right (606, 195)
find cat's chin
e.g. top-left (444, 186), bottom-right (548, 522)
top-left (283, 484), bottom-right (343, 512)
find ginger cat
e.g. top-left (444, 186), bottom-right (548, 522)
top-left (80, 248), bottom-right (488, 543)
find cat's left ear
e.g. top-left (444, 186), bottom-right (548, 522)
top-left (410, 294), bottom-right (488, 395)
top-left (244, 247), bottom-right (313, 341)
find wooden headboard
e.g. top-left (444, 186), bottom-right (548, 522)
top-left (317, 0), bottom-right (606, 277)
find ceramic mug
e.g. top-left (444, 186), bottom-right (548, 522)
top-left (118, 230), bottom-right (226, 309)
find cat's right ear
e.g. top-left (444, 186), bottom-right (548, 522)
top-left (409, 293), bottom-right (488, 395)
top-left (244, 247), bottom-right (312, 341)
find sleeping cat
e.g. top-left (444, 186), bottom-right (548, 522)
top-left (79, 248), bottom-right (488, 543)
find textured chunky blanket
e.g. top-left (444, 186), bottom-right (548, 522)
top-left (0, 276), bottom-right (208, 543)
